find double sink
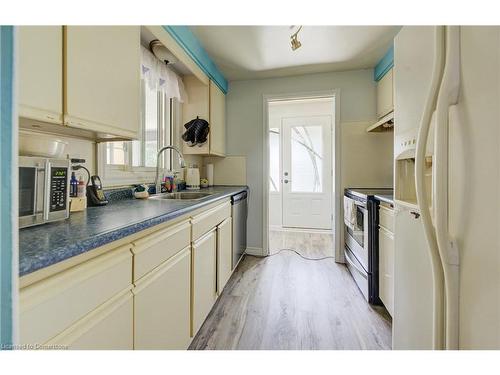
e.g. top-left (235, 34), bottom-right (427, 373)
top-left (150, 192), bottom-right (214, 201)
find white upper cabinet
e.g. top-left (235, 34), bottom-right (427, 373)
top-left (209, 81), bottom-right (226, 156)
top-left (376, 67), bottom-right (394, 119)
top-left (182, 75), bottom-right (210, 155)
top-left (64, 26), bottom-right (141, 139)
top-left (18, 26), bottom-right (63, 124)
top-left (182, 77), bottom-right (226, 156)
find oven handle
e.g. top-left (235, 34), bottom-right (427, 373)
top-left (43, 160), bottom-right (51, 221)
top-left (353, 200), bottom-right (367, 209)
top-left (344, 249), bottom-right (366, 277)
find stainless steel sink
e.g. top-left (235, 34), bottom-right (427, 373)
top-left (150, 192), bottom-right (213, 200)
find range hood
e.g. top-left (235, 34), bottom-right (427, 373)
top-left (366, 111), bottom-right (394, 132)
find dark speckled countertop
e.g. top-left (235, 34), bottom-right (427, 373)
top-left (19, 186), bottom-right (248, 277)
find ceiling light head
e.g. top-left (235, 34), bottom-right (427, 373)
top-left (290, 26), bottom-right (303, 51)
top-left (150, 39), bottom-right (178, 65)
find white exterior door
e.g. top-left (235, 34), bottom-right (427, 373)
top-left (281, 116), bottom-right (332, 229)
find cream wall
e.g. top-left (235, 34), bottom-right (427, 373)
top-left (226, 69), bottom-right (393, 252)
top-left (21, 129), bottom-right (96, 180)
top-left (341, 121), bottom-right (393, 189)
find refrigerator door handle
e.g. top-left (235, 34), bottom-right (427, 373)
top-left (434, 26), bottom-right (461, 350)
top-left (415, 25), bottom-right (446, 350)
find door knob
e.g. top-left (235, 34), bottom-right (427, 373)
top-left (410, 211), bottom-right (420, 219)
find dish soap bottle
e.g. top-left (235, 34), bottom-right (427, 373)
top-left (70, 172), bottom-right (78, 197)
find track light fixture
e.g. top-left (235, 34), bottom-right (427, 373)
top-left (290, 26), bottom-right (303, 51)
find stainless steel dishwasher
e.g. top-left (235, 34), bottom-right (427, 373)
top-left (231, 190), bottom-right (248, 269)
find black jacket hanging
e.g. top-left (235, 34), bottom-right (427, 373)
top-left (182, 116), bottom-right (210, 146)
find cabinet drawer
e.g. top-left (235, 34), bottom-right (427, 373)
top-left (191, 201), bottom-right (231, 240)
top-left (20, 245), bottom-right (132, 345)
top-left (132, 220), bottom-right (190, 282)
top-left (379, 205), bottom-right (395, 233)
top-left (45, 288), bottom-right (133, 350)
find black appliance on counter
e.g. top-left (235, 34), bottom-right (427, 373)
top-left (87, 175), bottom-right (108, 206)
top-left (343, 188), bottom-right (393, 304)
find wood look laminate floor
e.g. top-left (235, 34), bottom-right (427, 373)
top-left (189, 231), bottom-right (392, 350)
top-left (269, 229), bottom-right (334, 258)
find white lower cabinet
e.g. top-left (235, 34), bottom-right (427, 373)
top-left (45, 289), bottom-right (133, 350)
top-left (133, 247), bottom-right (191, 349)
top-left (217, 217), bottom-right (233, 295)
top-left (20, 245), bottom-right (133, 346)
top-left (379, 225), bottom-right (395, 316)
top-left (192, 229), bottom-right (217, 335)
top-left (19, 201), bottom-right (235, 349)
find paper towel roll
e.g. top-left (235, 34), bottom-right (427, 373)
top-left (206, 164), bottom-right (214, 186)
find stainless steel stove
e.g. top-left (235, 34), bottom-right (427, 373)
top-left (343, 188), bottom-right (393, 304)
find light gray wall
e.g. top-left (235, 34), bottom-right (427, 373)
top-left (226, 69), bottom-right (390, 251)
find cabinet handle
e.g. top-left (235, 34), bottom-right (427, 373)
top-left (410, 211), bottom-right (420, 219)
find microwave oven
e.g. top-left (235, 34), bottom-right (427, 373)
top-left (19, 156), bottom-right (71, 229)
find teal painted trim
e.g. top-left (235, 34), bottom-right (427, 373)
top-left (0, 25), bottom-right (14, 350)
top-left (374, 45), bottom-right (394, 82)
top-left (163, 26), bottom-right (228, 94)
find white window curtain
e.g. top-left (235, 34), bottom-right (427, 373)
top-left (140, 45), bottom-right (187, 103)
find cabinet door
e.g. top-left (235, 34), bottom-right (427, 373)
top-left (20, 245), bottom-right (132, 346)
top-left (45, 289), bottom-right (133, 350)
top-left (134, 247), bottom-right (191, 349)
top-left (209, 81), bottom-right (226, 156)
top-left (192, 229), bottom-right (217, 335)
top-left (217, 217), bottom-right (232, 294)
top-left (18, 26), bottom-right (63, 124)
top-left (182, 75), bottom-right (210, 155)
top-left (379, 226), bottom-right (394, 316)
top-left (64, 26), bottom-right (140, 139)
top-left (376, 67), bottom-right (394, 119)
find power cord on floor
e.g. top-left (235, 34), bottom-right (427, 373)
top-left (244, 248), bottom-right (336, 261)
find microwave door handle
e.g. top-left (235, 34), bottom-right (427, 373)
top-left (43, 160), bottom-right (51, 221)
top-left (32, 167), bottom-right (39, 216)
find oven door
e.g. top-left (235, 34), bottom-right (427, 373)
top-left (19, 161), bottom-right (46, 228)
top-left (344, 198), bottom-right (369, 271)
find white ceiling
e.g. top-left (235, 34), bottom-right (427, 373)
top-left (190, 26), bottom-right (401, 81)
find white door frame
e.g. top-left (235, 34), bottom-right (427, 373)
top-left (262, 90), bottom-right (342, 260)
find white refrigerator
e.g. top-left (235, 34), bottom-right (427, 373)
top-left (393, 26), bottom-right (500, 349)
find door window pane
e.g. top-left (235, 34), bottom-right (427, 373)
top-left (269, 127), bottom-right (280, 192)
top-left (290, 125), bottom-right (323, 193)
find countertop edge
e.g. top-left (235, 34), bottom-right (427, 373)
top-left (20, 186), bottom-right (248, 278)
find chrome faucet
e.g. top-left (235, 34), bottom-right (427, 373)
top-left (154, 145), bottom-right (186, 195)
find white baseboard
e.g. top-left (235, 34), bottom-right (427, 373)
top-left (245, 247), bottom-right (265, 257)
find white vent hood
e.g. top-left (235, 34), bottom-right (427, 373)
top-left (366, 111), bottom-right (394, 132)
